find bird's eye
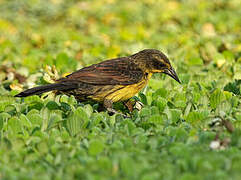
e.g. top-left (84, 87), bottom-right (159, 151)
top-left (152, 59), bottom-right (165, 70)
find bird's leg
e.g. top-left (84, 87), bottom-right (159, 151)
top-left (104, 99), bottom-right (129, 118)
top-left (103, 99), bottom-right (116, 115)
top-left (124, 99), bottom-right (135, 112)
top-left (124, 99), bottom-right (144, 112)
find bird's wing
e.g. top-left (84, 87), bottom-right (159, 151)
top-left (59, 57), bottom-right (144, 85)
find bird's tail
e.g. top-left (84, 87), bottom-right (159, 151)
top-left (15, 82), bottom-right (77, 97)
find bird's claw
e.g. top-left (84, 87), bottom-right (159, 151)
top-left (107, 108), bottom-right (130, 118)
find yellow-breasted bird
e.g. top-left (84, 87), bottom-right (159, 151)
top-left (15, 49), bottom-right (180, 113)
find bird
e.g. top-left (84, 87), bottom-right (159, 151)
top-left (15, 49), bottom-right (181, 113)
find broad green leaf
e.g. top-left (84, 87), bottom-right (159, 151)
top-left (8, 117), bottom-right (22, 134)
top-left (170, 109), bottom-right (182, 123)
top-left (186, 111), bottom-right (209, 124)
top-left (188, 57), bottom-right (203, 66)
top-left (0, 96), bottom-right (15, 111)
top-left (151, 97), bottom-right (167, 112)
top-left (67, 107), bottom-right (89, 136)
top-left (148, 114), bottom-right (163, 124)
top-left (46, 101), bottom-right (59, 110)
top-left (139, 92), bottom-right (148, 105)
top-left (19, 114), bottom-right (32, 128)
top-left (88, 139), bottom-right (105, 156)
top-left (210, 89), bottom-right (226, 109)
top-left (26, 109), bottom-right (43, 125)
top-left (152, 88), bottom-right (168, 99)
top-left (140, 107), bottom-right (151, 117)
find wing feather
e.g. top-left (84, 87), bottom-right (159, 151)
top-left (59, 57), bottom-right (144, 85)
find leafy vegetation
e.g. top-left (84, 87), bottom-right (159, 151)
top-left (0, 0), bottom-right (241, 179)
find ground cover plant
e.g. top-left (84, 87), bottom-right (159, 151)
top-left (0, 0), bottom-right (241, 179)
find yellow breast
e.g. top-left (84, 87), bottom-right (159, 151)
top-left (105, 72), bottom-right (153, 102)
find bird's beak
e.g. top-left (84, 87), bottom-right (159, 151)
top-left (164, 68), bottom-right (181, 84)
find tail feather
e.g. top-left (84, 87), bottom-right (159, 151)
top-left (15, 82), bottom-right (78, 97)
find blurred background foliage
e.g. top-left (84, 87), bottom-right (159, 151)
top-left (0, 0), bottom-right (241, 179)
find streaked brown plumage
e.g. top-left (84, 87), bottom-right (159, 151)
top-left (15, 49), bottom-right (180, 113)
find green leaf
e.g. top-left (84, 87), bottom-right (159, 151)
top-left (186, 111), bottom-right (209, 124)
top-left (151, 97), bottom-right (167, 112)
top-left (170, 109), bottom-right (182, 123)
top-left (210, 89), bottom-right (226, 109)
top-left (0, 96), bottom-right (15, 112)
top-left (91, 113), bottom-right (104, 127)
top-left (67, 107), bottom-right (90, 136)
top-left (46, 101), bottom-right (59, 110)
top-left (26, 109), bottom-right (43, 125)
top-left (148, 114), bottom-right (163, 124)
top-left (83, 104), bottom-right (93, 118)
top-left (19, 114), bottom-right (32, 128)
top-left (88, 139), bottom-right (105, 156)
top-left (140, 107), bottom-right (151, 117)
top-left (0, 115), bottom-right (4, 130)
top-left (8, 117), bottom-right (22, 134)
top-left (152, 88), bottom-right (168, 99)
top-left (139, 92), bottom-right (148, 105)
top-left (222, 50), bottom-right (234, 62)
top-left (188, 57), bottom-right (203, 66)
top-left (224, 80), bottom-right (241, 95)
top-left (120, 155), bottom-right (134, 177)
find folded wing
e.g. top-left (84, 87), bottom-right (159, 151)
top-left (59, 57), bottom-right (144, 85)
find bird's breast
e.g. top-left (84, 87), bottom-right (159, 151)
top-left (90, 72), bottom-right (153, 102)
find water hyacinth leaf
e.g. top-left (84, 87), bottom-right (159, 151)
top-left (150, 106), bottom-right (159, 115)
top-left (186, 111), bottom-right (209, 124)
top-left (75, 107), bottom-right (89, 128)
top-left (24, 95), bottom-right (42, 103)
top-left (179, 74), bottom-right (190, 85)
top-left (60, 95), bottom-right (69, 103)
top-left (139, 92), bottom-right (148, 105)
top-left (120, 155), bottom-right (135, 177)
top-left (46, 101), bottom-right (59, 110)
top-left (88, 139), bottom-right (105, 156)
top-left (4, 105), bottom-right (17, 116)
top-left (170, 109), bottom-right (182, 123)
top-left (60, 102), bottom-right (71, 112)
top-left (83, 104), bottom-right (93, 118)
top-left (222, 50), bottom-right (234, 62)
top-left (152, 88), bottom-right (168, 99)
top-left (91, 113), bottom-right (104, 127)
top-left (148, 114), bottom-right (163, 125)
top-left (47, 113), bottom-right (62, 129)
top-left (67, 107), bottom-right (90, 136)
top-left (0, 115), bottom-right (4, 130)
top-left (8, 117), bottom-right (22, 134)
top-left (19, 114), bottom-right (32, 128)
top-left (210, 89), bottom-right (226, 109)
top-left (0, 96), bottom-right (15, 111)
top-left (151, 97), bottom-right (167, 112)
top-left (67, 113), bottom-right (81, 136)
top-left (140, 107), bottom-right (151, 117)
top-left (188, 57), bottom-right (203, 66)
top-left (68, 95), bottom-right (77, 105)
top-left (224, 80), bottom-right (241, 95)
top-left (26, 109), bottom-right (43, 125)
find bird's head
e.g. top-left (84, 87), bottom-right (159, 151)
top-left (133, 49), bottom-right (181, 84)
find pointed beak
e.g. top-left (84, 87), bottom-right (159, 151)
top-left (164, 68), bottom-right (181, 84)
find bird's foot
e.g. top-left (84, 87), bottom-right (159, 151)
top-left (107, 108), bottom-right (130, 118)
top-left (124, 99), bottom-right (144, 112)
top-left (104, 99), bottom-right (130, 118)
